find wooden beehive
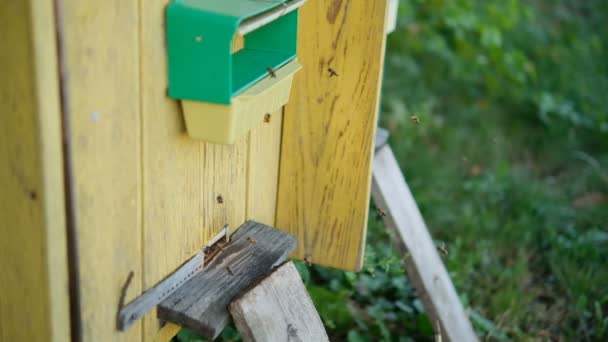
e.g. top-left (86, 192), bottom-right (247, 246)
top-left (0, 0), bottom-right (389, 341)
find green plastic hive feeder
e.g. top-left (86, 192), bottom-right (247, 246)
top-left (166, 0), bottom-right (305, 144)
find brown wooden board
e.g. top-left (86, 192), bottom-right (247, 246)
top-left (372, 145), bottom-right (478, 342)
top-left (158, 221), bottom-right (296, 340)
top-left (229, 261), bottom-right (328, 342)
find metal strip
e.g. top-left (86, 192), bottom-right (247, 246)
top-left (117, 225), bottom-right (230, 331)
top-left (238, 0), bottom-right (307, 36)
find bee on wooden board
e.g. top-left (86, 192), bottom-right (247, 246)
top-left (216, 195), bottom-right (223, 204)
top-left (246, 237), bottom-right (257, 244)
top-left (328, 67), bottom-right (339, 77)
top-left (264, 113), bottom-right (271, 123)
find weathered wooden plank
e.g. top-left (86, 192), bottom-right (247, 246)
top-left (276, 0), bottom-right (388, 270)
top-left (158, 221), bottom-right (297, 340)
top-left (375, 127), bottom-right (390, 151)
top-left (59, 0), bottom-right (143, 340)
top-left (119, 226), bottom-right (229, 330)
top-left (246, 109), bottom-right (283, 225)
top-left (0, 1), bottom-right (70, 341)
top-left (371, 145), bottom-right (478, 342)
top-left (386, 0), bottom-right (399, 34)
top-left (229, 261), bottom-right (328, 342)
top-left (139, 1), bottom-right (249, 339)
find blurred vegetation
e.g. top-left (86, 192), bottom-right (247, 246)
top-left (176, 0), bottom-right (607, 341)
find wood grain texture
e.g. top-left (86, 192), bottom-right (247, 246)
top-left (276, 0), bottom-right (388, 270)
top-left (139, 1), bottom-right (249, 340)
top-left (371, 145), bottom-right (478, 342)
top-left (246, 110), bottom-right (283, 226)
top-left (158, 221), bottom-right (297, 340)
top-left (59, 0), bottom-right (143, 340)
top-left (229, 261), bottom-right (328, 342)
top-left (0, 1), bottom-right (70, 341)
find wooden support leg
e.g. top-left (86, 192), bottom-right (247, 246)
top-left (230, 261), bottom-right (329, 342)
top-left (372, 144), bottom-right (478, 342)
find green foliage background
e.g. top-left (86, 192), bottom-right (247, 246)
top-left (176, 0), bottom-right (608, 341)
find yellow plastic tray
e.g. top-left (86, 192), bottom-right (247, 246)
top-left (182, 59), bottom-right (302, 144)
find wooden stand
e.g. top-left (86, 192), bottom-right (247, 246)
top-left (371, 136), bottom-right (478, 342)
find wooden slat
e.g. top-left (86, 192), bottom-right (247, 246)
top-left (385, 0), bottom-right (399, 34)
top-left (158, 221), bottom-right (297, 340)
top-left (276, 0), bottom-right (388, 270)
top-left (375, 127), bottom-right (390, 151)
top-left (59, 0), bottom-right (143, 340)
top-left (371, 145), bottom-right (478, 342)
top-left (246, 110), bottom-right (283, 225)
top-left (139, 1), bottom-right (249, 340)
top-left (229, 261), bottom-right (328, 342)
top-left (0, 1), bottom-right (70, 341)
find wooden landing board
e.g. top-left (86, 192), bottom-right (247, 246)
top-left (277, 0), bottom-right (389, 271)
top-left (230, 261), bottom-right (328, 342)
top-left (371, 145), bottom-right (478, 342)
top-left (158, 221), bottom-right (296, 340)
top-left (0, 1), bottom-right (70, 341)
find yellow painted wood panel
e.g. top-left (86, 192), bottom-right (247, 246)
top-left (0, 1), bottom-right (70, 341)
top-left (59, 1), bottom-right (143, 340)
top-left (277, 0), bottom-right (388, 270)
top-left (139, 2), bottom-right (248, 340)
top-left (246, 110), bottom-right (283, 225)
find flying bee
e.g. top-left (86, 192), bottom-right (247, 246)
top-left (328, 67), bottom-right (339, 77)
top-left (437, 243), bottom-right (448, 256)
top-left (303, 254), bottom-right (312, 266)
top-left (376, 207), bottom-right (388, 217)
top-left (266, 67), bottom-right (277, 78)
top-left (410, 115), bottom-right (420, 124)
